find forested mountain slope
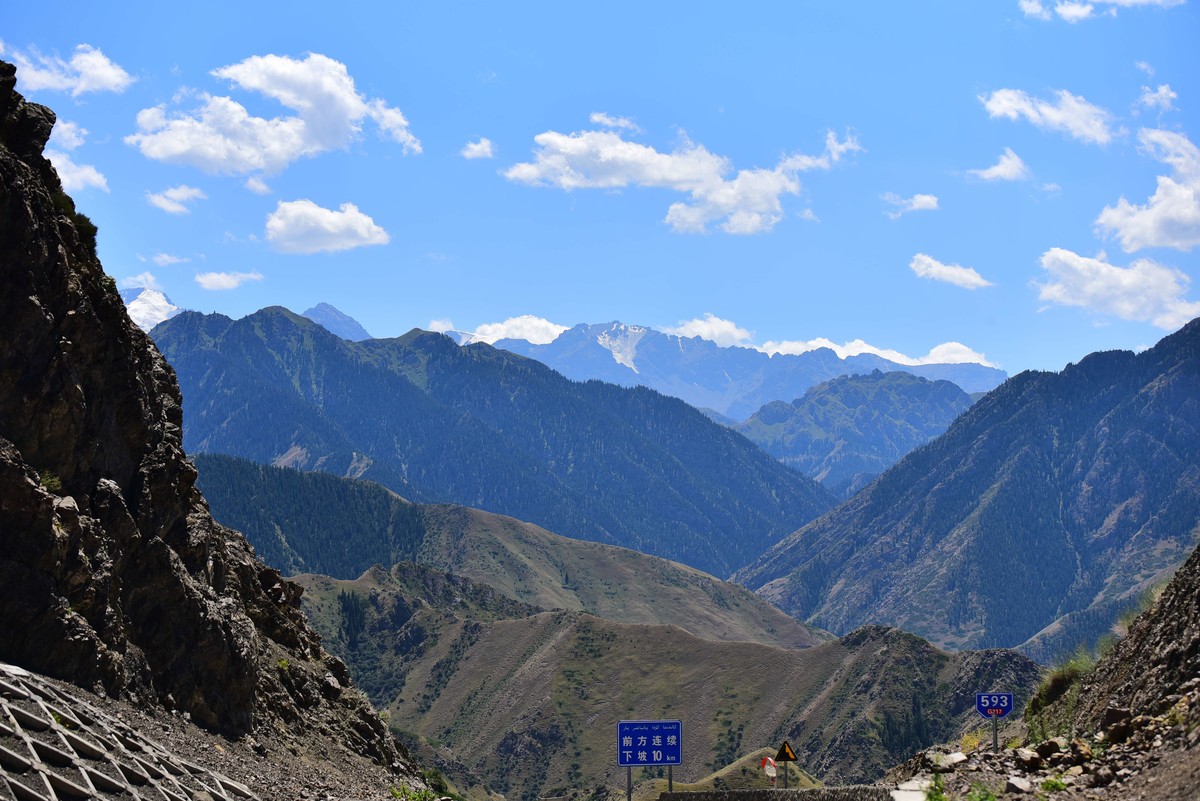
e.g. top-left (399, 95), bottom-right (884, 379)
top-left (735, 320), bottom-right (1200, 660)
top-left (297, 565), bottom-right (1041, 800)
top-left (154, 309), bottom-right (835, 578)
top-left (194, 453), bottom-right (825, 648)
top-left (734, 370), bottom-right (973, 496)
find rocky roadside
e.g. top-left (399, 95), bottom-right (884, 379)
top-left (885, 680), bottom-right (1199, 800)
top-left (2, 662), bottom-right (422, 801)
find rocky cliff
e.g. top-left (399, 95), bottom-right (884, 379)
top-left (0, 59), bottom-right (415, 781)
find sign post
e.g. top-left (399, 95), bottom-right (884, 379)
top-left (975, 693), bottom-right (1014, 752)
top-left (774, 741), bottom-right (797, 789)
top-left (618, 720), bottom-right (682, 800)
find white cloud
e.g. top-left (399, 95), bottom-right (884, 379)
top-left (662, 314), bottom-right (754, 347)
top-left (45, 149), bottom-right (108, 192)
top-left (590, 112), bottom-right (641, 132)
top-left (881, 192), bottom-right (939, 219)
top-left (1137, 84), bottom-right (1177, 112)
top-left (146, 184), bottom-right (207, 215)
top-left (126, 52), bottom-right (420, 175)
top-left (981, 88), bottom-right (1116, 145)
top-left (1035, 247), bottom-right (1200, 328)
top-left (1022, 0), bottom-right (1184, 21)
top-left (8, 43), bottom-right (134, 96)
top-left (119, 272), bottom-right (162, 291)
top-left (969, 147), bottom-right (1032, 181)
top-left (1135, 61), bottom-right (1155, 77)
top-left (461, 315), bottom-right (569, 345)
top-left (1095, 128), bottom-right (1200, 252)
top-left (265, 199), bottom-right (390, 254)
top-left (759, 337), bottom-right (996, 368)
top-left (461, 137), bottom-right (495, 159)
top-left (1056, 2), bottom-right (1096, 22)
top-left (427, 318), bottom-right (455, 333)
top-left (194, 271), bottom-right (264, 290)
top-left (1019, 0), bottom-right (1053, 18)
top-left (245, 176), bottom-right (271, 194)
top-left (909, 253), bottom-right (994, 289)
top-left (151, 252), bottom-right (190, 266)
top-left (506, 124), bottom-right (860, 234)
top-left (49, 120), bottom-right (87, 150)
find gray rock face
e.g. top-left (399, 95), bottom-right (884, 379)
top-left (0, 59), bottom-right (410, 776)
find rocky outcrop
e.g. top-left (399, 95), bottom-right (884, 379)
top-left (0, 59), bottom-right (415, 781)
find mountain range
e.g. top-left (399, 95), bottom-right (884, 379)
top-left (734, 370), bottom-right (974, 497)
top-left (734, 319), bottom-right (1200, 660)
top-left (152, 308), bottom-right (835, 578)
top-left (193, 452), bottom-right (825, 649)
top-left (120, 286), bottom-right (182, 331)
top-left (494, 321), bottom-right (1008, 420)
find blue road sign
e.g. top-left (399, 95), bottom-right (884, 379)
top-left (617, 720), bottom-right (682, 767)
top-left (975, 692), bottom-right (1014, 719)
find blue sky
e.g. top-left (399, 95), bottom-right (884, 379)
top-left (6, 1), bottom-right (1199, 374)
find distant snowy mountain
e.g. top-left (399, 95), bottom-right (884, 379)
top-left (301, 303), bottom-right (373, 341)
top-left (495, 322), bottom-right (1008, 420)
top-left (120, 287), bottom-right (181, 331)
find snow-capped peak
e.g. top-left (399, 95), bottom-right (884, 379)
top-left (121, 288), bottom-right (181, 332)
top-left (596, 323), bottom-right (647, 373)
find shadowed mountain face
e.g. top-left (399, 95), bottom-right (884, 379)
top-left (495, 322), bottom-right (1007, 420)
top-left (734, 320), bottom-right (1200, 659)
top-left (152, 310), bottom-right (836, 579)
top-left (193, 453), bottom-right (827, 649)
top-left (734, 370), bottom-right (974, 497)
top-left (0, 61), bottom-right (408, 772)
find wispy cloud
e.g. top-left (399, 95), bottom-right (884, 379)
top-left (151, 252), bottom-right (190, 266)
top-left (1136, 84), bottom-right (1177, 113)
top-left (147, 185), bottom-right (207, 215)
top-left (6, 43), bottom-right (134, 96)
top-left (119, 272), bottom-right (162, 291)
top-left (126, 53), bottom-right (419, 176)
top-left (460, 137), bottom-right (495, 159)
top-left (980, 88), bottom-right (1116, 145)
top-left (265, 199), bottom-right (390, 254)
top-left (909, 253), bottom-right (994, 289)
top-left (45, 150), bottom-right (108, 192)
top-left (506, 124), bottom-right (861, 234)
top-left (662, 314), bottom-right (754, 347)
top-left (1020, 0), bottom-right (1185, 22)
top-left (194, 271), bottom-right (264, 290)
top-left (590, 112), bottom-right (641, 133)
top-left (1035, 247), bottom-right (1200, 328)
top-left (458, 315), bottom-right (568, 345)
top-left (969, 147), bottom-right (1032, 181)
top-left (881, 192), bottom-right (939, 219)
top-left (759, 337), bottom-right (996, 368)
top-left (1095, 129), bottom-right (1200, 252)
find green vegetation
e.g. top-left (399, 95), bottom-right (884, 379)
top-left (157, 308), bottom-right (836, 580)
top-left (734, 330), bottom-right (1200, 657)
top-left (965, 783), bottom-right (999, 801)
top-left (39, 471), bottom-right (62, 493)
top-left (1041, 775), bottom-right (1068, 792)
top-left (1025, 646), bottom-right (1096, 741)
top-left (338, 589), bottom-right (367, 649)
top-left (736, 370), bottom-right (972, 497)
top-left (923, 773), bottom-right (948, 801)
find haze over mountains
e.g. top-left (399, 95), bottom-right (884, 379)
top-left (152, 307), bottom-right (835, 578)
top-left (735, 319), bottom-right (1200, 661)
top-left (494, 321), bottom-right (1008, 420)
top-left (734, 370), bottom-right (974, 497)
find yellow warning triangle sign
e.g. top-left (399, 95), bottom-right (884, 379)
top-left (775, 740), bottom-right (797, 762)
